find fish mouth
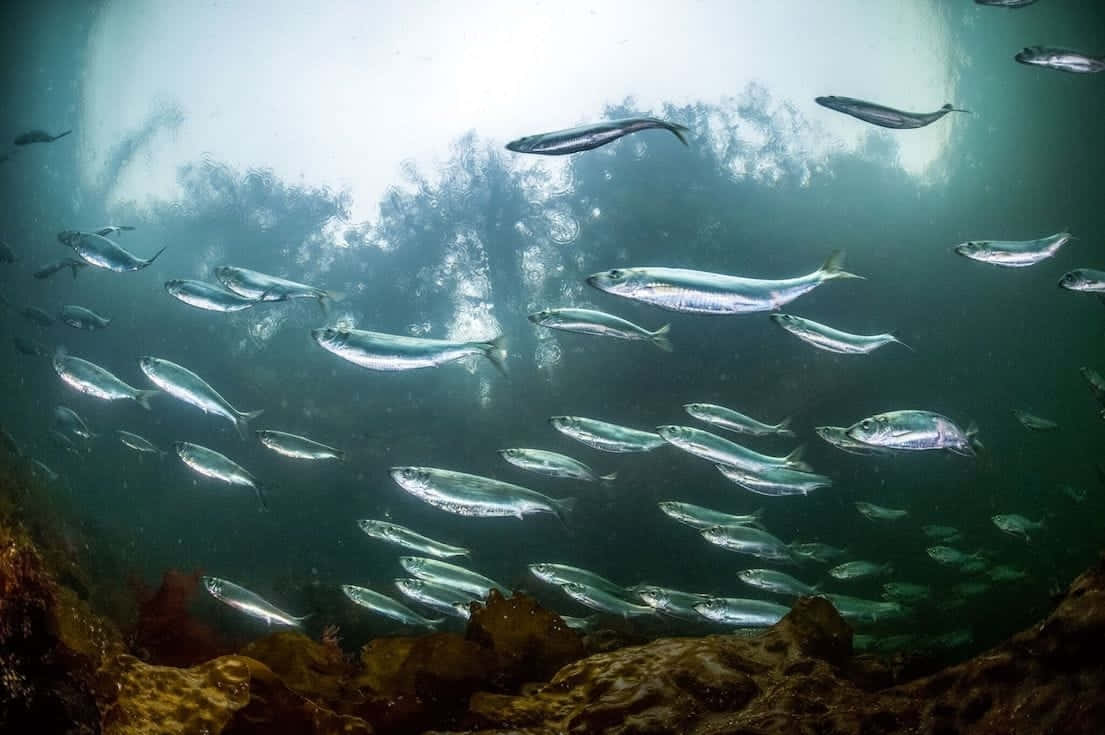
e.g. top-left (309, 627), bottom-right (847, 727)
top-left (584, 274), bottom-right (601, 288)
top-left (310, 328), bottom-right (331, 344)
top-left (526, 313), bottom-right (542, 324)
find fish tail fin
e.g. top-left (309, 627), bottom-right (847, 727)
top-left (650, 324), bottom-right (673, 352)
top-left (235, 408), bottom-right (265, 439)
top-left (599, 471), bottom-right (618, 484)
top-left (750, 507), bottom-right (767, 531)
top-left (255, 483), bottom-right (271, 512)
top-left (481, 335), bottom-right (508, 376)
top-left (891, 334), bottom-right (915, 352)
top-left (942, 104), bottom-right (971, 115)
top-left (818, 250), bottom-right (864, 281)
top-left (292, 613), bottom-right (313, 625)
top-left (134, 389), bottom-right (159, 411)
top-left (784, 445), bottom-right (810, 472)
top-left (69, 263), bottom-right (80, 279)
top-left (335, 449), bottom-right (348, 462)
top-left (551, 496), bottom-right (577, 525)
top-left (665, 122), bottom-right (691, 146)
top-left (53, 130), bottom-right (72, 141)
top-left (120, 225), bottom-right (136, 232)
top-left (146, 246), bottom-right (168, 265)
top-left (774, 416), bottom-right (796, 438)
top-left (965, 421), bottom-right (984, 455)
top-left (318, 290), bottom-right (344, 314)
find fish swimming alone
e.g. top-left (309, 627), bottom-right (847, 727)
top-left (845, 410), bottom-right (978, 457)
top-left (390, 467), bottom-right (575, 522)
top-left (59, 305), bottom-right (111, 331)
top-left (214, 266), bottom-right (341, 312)
top-left (505, 117), bottom-right (689, 155)
top-left (53, 349), bottom-right (159, 409)
top-left (499, 448), bottom-right (615, 483)
top-left (586, 250), bottom-right (861, 314)
top-left (715, 464), bottom-right (832, 497)
top-left (528, 308), bottom-right (672, 351)
top-left (117, 430), bottom-right (166, 457)
top-left (549, 416), bottom-right (665, 453)
top-left (312, 327), bottom-right (507, 374)
top-left (202, 576), bottom-right (307, 626)
top-left (139, 356), bottom-right (264, 439)
top-left (683, 403), bottom-right (794, 438)
top-left (770, 313), bottom-right (909, 354)
top-left (164, 279), bottom-right (260, 312)
top-left (815, 96), bottom-right (969, 129)
top-left (341, 584), bottom-right (442, 628)
top-left (1015, 46), bottom-right (1105, 74)
top-left (1013, 410), bottom-right (1058, 431)
top-left (257, 430), bottom-right (344, 461)
top-left (57, 230), bottom-right (166, 272)
top-left (174, 441), bottom-right (268, 510)
top-left (954, 231), bottom-right (1072, 267)
top-left (34, 258), bottom-right (87, 280)
top-left (357, 520), bottom-right (470, 558)
top-left (14, 129), bottom-right (72, 145)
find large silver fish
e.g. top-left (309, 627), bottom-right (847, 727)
top-left (164, 279), bottom-right (260, 312)
top-left (56, 230), bottom-right (165, 272)
top-left (814, 96), bottom-right (969, 129)
top-left (357, 520), bottom-right (470, 558)
top-left (499, 448), bottom-right (615, 483)
top-left (528, 308), bottom-right (671, 351)
top-left (257, 430), bottom-right (344, 461)
top-left (393, 578), bottom-right (475, 620)
top-left (700, 525), bottom-right (798, 563)
top-left (736, 569), bottom-right (819, 597)
top-left (53, 349), bottom-right (158, 409)
top-left (33, 258), bottom-right (86, 280)
top-left (845, 410), bottom-right (978, 456)
top-left (174, 441), bottom-right (268, 510)
top-left (505, 117), bottom-right (689, 155)
top-left (214, 266), bottom-right (341, 312)
top-left (390, 466), bottom-right (575, 522)
top-left (203, 576), bottom-right (307, 626)
top-left (657, 501), bottom-right (765, 531)
top-left (954, 231), bottom-right (1072, 267)
top-left (398, 556), bottom-right (507, 597)
top-left (770, 313), bottom-right (909, 354)
top-left (586, 251), bottom-right (861, 314)
top-left (59, 305), bottom-right (111, 330)
top-left (1015, 47), bottom-right (1105, 73)
top-left (656, 425), bottom-right (809, 473)
top-left (559, 582), bottom-right (657, 618)
top-left (1059, 269), bottom-right (1105, 294)
top-left (312, 327), bottom-right (507, 374)
top-left (341, 584), bottom-right (442, 628)
top-left (139, 356), bottom-right (263, 439)
top-left (549, 416), bottom-right (664, 453)
top-left (683, 403), bottom-right (794, 438)
top-left (715, 464), bottom-right (832, 497)
top-left (693, 597), bottom-right (789, 627)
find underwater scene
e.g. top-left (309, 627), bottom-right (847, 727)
top-left (2, 1), bottom-right (1105, 733)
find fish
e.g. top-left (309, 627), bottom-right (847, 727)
top-left (1081, 367), bottom-right (1105, 403)
top-left (257, 430), bottom-right (344, 461)
top-left (954, 231), bottom-right (1072, 267)
top-left (528, 563), bottom-right (630, 599)
top-left (31, 459), bottom-right (59, 482)
top-left (94, 225), bottom-right (135, 237)
top-left (312, 327), bottom-right (507, 374)
top-left (560, 614), bottom-right (601, 632)
top-left (814, 96), bottom-right (969, 129)
top-left (559, 582), bottom-right (657, 618)
top-left (814, 426), bottom-right (896, 456)
top-left (736, 569), bottom-right (819, 597)
top-left (988, 565), bottom-right (1028, 582)
top-left (991, 513), bottom-right (1045, 541)
top-left (921, 525), bottom-right (961, 541)
top-left (56, 230), bottom-right (166, 272)
top-left (528, 308), bottom-right (672, 351)
top-left (975, 0), bottom-right (1037, 7)
top-left (0, 428), bottom-right (21, 457)
top-left (657, 502), bottom-right (765, 531)
top-left (854, 502), bottom-right (908, 521)
top-left (549, 416), bottom-right (665, 453)
top-left (829, 561), bottom-right (894, 581)
top-left (0, 240), bottom-right (17, 263)
top-left (683, 403), bottom-right (794, 438)
top-left (59, 305), bottom-right (111, 330)
top-left (214, 266), bottom-right (341, 312)
top-left (390, 466), bottom-right (575, 522)
top-left (770, 313), bottom-right (909, 354)
top-left (656, 425), bottom-right (810, 474)
top-left (14, 306), bottom-right (56, 327)
top-left (845, 410), bottom-right (978, 457)
top-left (715, 464), bottom-right (832, 496)
top-left (164, 279), bottom-right (260, 312)
top-left (586, 250), bottom-right (861, 314)
top-left (357, 520), bottom-right (470, 558)
top-left (630, 585), bottom-right (711, 619)
top-left (53, 405), bottom-right (96, 440)
top-left (13, 337), bottom-right (48, 357)
top-left (117, 430), bottom-right (165, 457)
top-left (1059, 269), bottom-right (1105, 294)
top-left (139, 356), bottom-right (263, 439)
top-left (1060, 485), bottom-right (1087, 503)
top-left (202, 576), bottom-right (307, 626)
top-left (33, 258), bottom-right (87, 280)
top-left (53, 349), bottom-right (159, 409)
top-left (341, 584), bottom-right (442, 628)
top-left (505, 117), bottom-right (689, 155)
top-left (700, 525), bottom-right (798, 563)
top-left (14, 129), bottom-right (72, 145)
top-left (788, 541), bottom-right (847, 563)
top-left (393, 578), bottom-right (475, 620)
top-left (824, 594), bottom-right (907, 623)
top-left (882, 582), bottom-right (931, 603)
top-left (692, 597), bottom-right (789, 627)
top-left (499, 448), bottom-right (615, 483)
top-left (960, 558), bottom-right (989, 575)
top-left (49, 430), bottom-right (81, 456)
top-left (1013, 410), bottom-right (1057, 431)
top-left (174, 442), bottom-right (268, 510)
top-left (1015, 46), bottom-right (1105, 73)
top-left (926, 546), bottom-right (982, 566)
top-left (398, 557), bottom-right (507, 598)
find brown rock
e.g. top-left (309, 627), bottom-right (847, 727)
top-left (240, 631), bottom-right (352, 704)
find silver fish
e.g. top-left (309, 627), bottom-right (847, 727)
top-left (13, 305), bottom-right (55, 326)
top-left (701, 525), bottom-right (797, 563)
top-left (1059, 268), bottom-right (1105, 294)
top-left (13, 337), bottom-right (48, 357)
top-left (683, 403), bottom-right (794, 438)
top-left (203, 576), bottom-right (307, 626)
top-left (528, 308), bottom-right (672, 351)
top-left (815, 426), bottom-right (896, 456)
top-left (394, 578), bottom-right (475, 620)
top-left (954, 231), bottom-right (1072, 267)
top-left (1081, 367), bottom-right (1105, 403)
top-left (31, 459), bottom-right (59, 482)
top-left (736, 569), bottom-right (819, 597)
top-left (693, 597), bottom-right (789, 627)
top-left (815, 96), bottom-right (969, 129)
top-left (1015, 46), bottom-right (1105, 73)
top-left (529, 563), bottom-right (629, 599)
top-left (1013, 410), bottom-right (1057, 431)
top-left (657, 501), bottom-right (765, 531)
top-left (139, 356), bottom-right (263, 439)
top-left (33, 258), bottom-right (86, 280)
top-left (630, 585), bottom-right (710, 619)
top-left (975, 0), bottom-right (1037, 6)
top-left (715, 464), bottom-right (832, 497)
top-left (922, 525), bottom-right (960, 541)
top-left (770, 313), bottom-right (909, 354)
top-left (398, 556), bottom-right (507, 598)
top-left (788, 541), bottom-right (847, 563)
top-left (257, 430), bottom-right (344, 461)
top-left (656, 425), bottom-right (809, 473)
top-left (56, 230), bottom-right (165, 272)
top-left (53, 405), bottom-right (96, 440)
top-left (357, 520), bottom-right (470, 558)
top-left (961, 558), bottom-right (989, 575)
top-left (49, 430), bottom-right (81, 456)
top-left (829, 561), bottom-right (893, 581)
top-left (586, 250), bottom-right (861, 314)
top-left (505, 117), bottom-right (689, 155)
top-left (824, 594), bottom-right (906, 623)
top-left (499, 448), bottom-right (615, 483)
top-left (926, 546), bottom-right (981, 566)
top-left (341, 584), bottom-right (442, 628)
top-left (214, 266), bottom-right (341, 312)
top-left (390, 466), bottom-right (575, 521)
top-left (174, 441), bottom-right (268, 510)
top-left (1060, 485), bottom-right (1087, 503)
top-left (560, 614), bottom-right (601, 631)
top-left (991, 513), bottom-right (1044, 541)
top-left (164, 279), bottom-right (259, 312)
top-left (95, 225), bottom-right (135, 237)
top-left (53, 350), bottom-right (158, 409)
top-left (845, 410), bottom-right (978, 456)
top-left (312, 327), bottom-right (507, 374)
top-left (117, 430), bottom-right (165, 457)
top-left (559, 582), bottom-right (656, 618)
top-left (549, 416), bottom-right (664, 453)
top-left (855, 502), bottom-right (908, 521)
top-left (882, 582), bottom-right (931, 603)
top-left (59, 305), bottom-right (111, 330)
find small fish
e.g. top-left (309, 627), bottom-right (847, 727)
top-left (94, 225), bottom-right (135, 237)
top-left (1060, 485), bottom-right (1087, 503)
top-left (683, 403), bottom-right (794, 437)
top-left (692, 597), bottom-right (789, 627)
top-left (257, 430), bottom-right (344, 461)
top-left (214, 266), bottom-right (342, 312)
top-left (499, 448), bottom-right (615, 483)
top-left (845, 410), bottom-right (978, 457)
top-left (926, 546), bottom-right (981, 566)
top-left (15, 306), bottom-right (56, 327)
top-left (960, 558), bottom-right (989, 575)
top-left (0, 240), bottom-right (17, 263)
top-left (53, 349), bottom-right (159, 409)
top-left (312, 327), bottom-right (506, 374)
top-left (560, 614), bottom-right (601, 632)
top-left (560, 582), bottom-right (657, 618)
top-left (139, 356), bottom-right (263, 439)
top-left (1013, 409), bottom-right (1057, 431)
top-left (505, 117), bottom-right (689, 155)
top-left (824, 594), bottom-right (907, 623)
top-left (988, 565), bottom-right (1028, 583)
top-left (528, 308), bottom-right (672, 351)
top-left (31, 459), bottom-right (59, 482)
top-left (700, 525), bottom-right (797, 563)
top-left (59, 305), bottom-right (111, 330)
top-left (117, 430), bottom-right (165, 457)
top-left (57, 230), bottom-right (165, 272)
top-left (975, 0), bottom-right (1037, 7)
top-left (549, 416), bottom-right (664, 453)
top-left (657, 501), bottom-right (765, 531)
top-left (202, 576), bottom-right (307, 626)
top-left (53, 405), bottom-right (96, 440)
top-left (390, 466), bottom-right (575, 522)
top-left (33, 258), bottom-right (87, 280)
top-left (393, 578), bottom-right (475, 620)
top-left (0, 428), bottom-right (21, 456)
top-left (14, 129), bottom-right (72, 145)
top-left (13, 337), bottom-right (48, 357)
top-left (356, 520), bottom-right (470, 558)
top-left (770, 313), bottom-right (909, 354)
top-left (815, 96), bottom-right (969, 129)
top-left (954, 231), bottom-right (1072, 267)
top-left (829, 561), bottom-right (893, 581)
top-left (164, 279), bottom-right (260, 312)
top-left (630, 585), bottom-right (710, 619)
top-left (657, 425), bottom-right (809, 474)
top-left (1081, 367), bottom-right (1105, 403)
top-left (815, 426), bottom-right (896, 456)
top-left (736, 569), bottom-right (819, 597)
top-left (1059, 269), bottom-right (1105, 294)
top-left (528, 563), bottom-right (629, 599)
top-left (855, 502), bottom-right (908, 521)
top-left (341, 584), bottom-right (442, 628)
top-left (398, 557), bottom-right (507, 598)
top-left (788, 541), bottom-right (847, 563)
top-left (587, 250), bottom-right (861, 315)
top-left (1015, 46), bottom-right (1105, 74)
top-left (174, 442), bottom-right (268, 510)
top-left (882, 582), bottom-right (931, 603)
top-left (49, 430), bottom-right (81, 456)
top-left (992, 513), bottom-right (1045, 541)
top-left (922, 525), bottom-right (961, 541)
top-left (715, 464), bottom-right (831, 496)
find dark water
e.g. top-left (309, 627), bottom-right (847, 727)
top-left (1, 1), bottom-right (1104, 659)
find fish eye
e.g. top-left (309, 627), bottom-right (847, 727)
top-left (861, 420), bottom-right (873, 432)
top-left (608, 269), bottom-right (625, 279)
